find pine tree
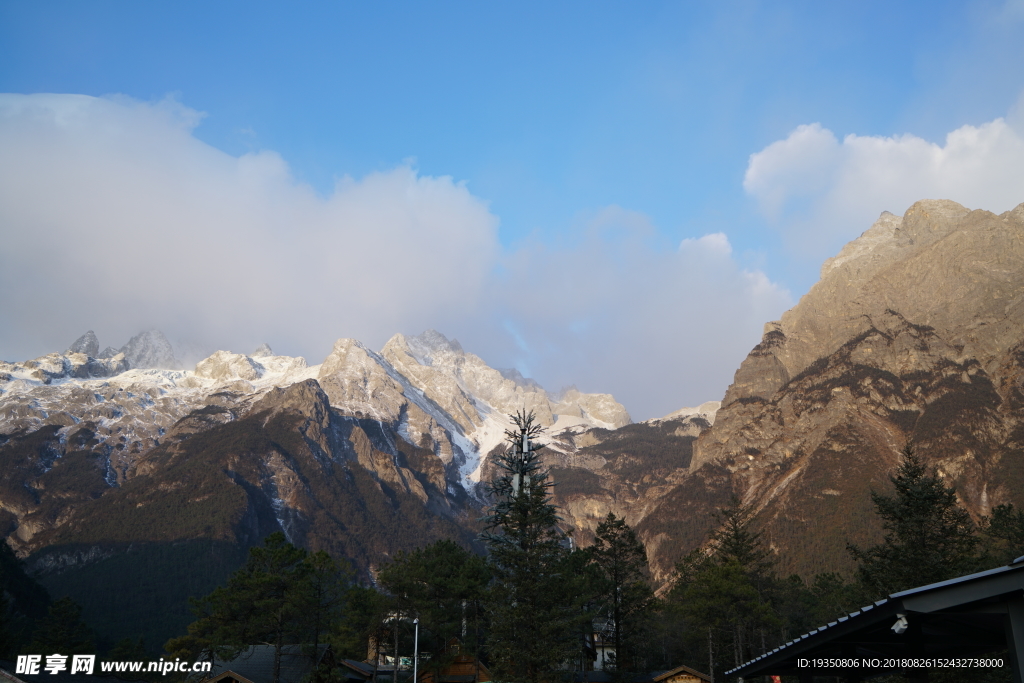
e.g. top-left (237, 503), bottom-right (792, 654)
top-left (108, 637), bottom-right (152, 680)
top-left (377, 539), bottom-right (491, 677)
top-left (0, 592), bottom-right (14, 659)
top-left (981, 503), bottom-right (1024, 566)
top-left (301, 551), bottom-right (349, 683)
top-left (848, 445), bottom-right (978, 598)
top-left (709, 497), bottom-right (774, 582)
top-left (666, 497), bottom-right (780, 676)
top-left (589, 513), bottom-right (654, 674)
top-left (28, 597), bottom-right (95, 655)
top-left (224, 533), bottom-right (310, 683)
top-left (166, 533), bottom-right (312, 683)
top-left (109, 636), bottom-right (149, 661)
top-left (0, 540), bottom-right (50, 656)
top-left (331, 585), bottom-right (390, 668)
top-left (482, 411), bottom-right (583, 683)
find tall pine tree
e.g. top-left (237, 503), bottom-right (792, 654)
top-left (301, 550), bottom-right (349, 683)
top-left (981, 503), bottom-right (1024, 566)
top-left (667, 497), bottom-right (780, 676)
top-left (166, 533), bottom-right (313, 683)
top-left (848, 445), bottom-right (978, 598)
top-left (589, 513), bottom-right (654, 674)
top-left (378, 540), bottom-right (491, 680)
top-left (482, 411), bottom-right (583, 683)
top-left (28, 597), bottom-right (94, 655)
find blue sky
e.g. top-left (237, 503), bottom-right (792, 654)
top-left (2, 1), bottom-right (1024, 418)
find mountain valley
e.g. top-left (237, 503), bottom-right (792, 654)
top-left (2, 198), bottom-right (1023, 649)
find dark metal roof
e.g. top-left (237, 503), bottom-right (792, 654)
top-left (727, 560), bottom-right (1024, 678)
top-left (339, 660), bottom-right (374, 681)
top-left (341, 660), bottom-right (374, 676)
top-left (565, 672), bottom-right (665, 683)
top-left (206, 645), bottom-right (329, 683)
top-left (0, 668), bottom-right (27, 683)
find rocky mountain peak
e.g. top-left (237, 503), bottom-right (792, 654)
top-left (681, 198), bottom-right (1024, 577)
top-left (252, 343), bottom-right (274, 357)
top-left (401, 329), bottom-right (465, 367)
top-left (820, 199), bottom-right (971, 281)
top-left (498, 367), bottom-right (544, 391)
top-left (66, 330), bottom-right (99, 357)
top-left (2, 325), bottom-right (635, 567)
top-left (383, 331), bottom-right (631, 432)
top-left (316, 338), bottom-right (408, 424)
top-left (194, 350), bottom-right (264, 382)
top-left (120, 329), bottom-right (179, 369)
top-left (651, 400), bottom-right (721, 425)
top-left (725, 199), bottom-right (1024, 407)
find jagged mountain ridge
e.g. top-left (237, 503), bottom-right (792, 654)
top-left (541, 402), bottom-right (720, 545)
top-left (0, 329), bottom-right (630, 556)
top-left (4, 197), bottom-right (1021, 644)
top-left (0, 328), bottom-right (633, 649)
top-left (64, 329), bottom-right (181, 367)
top-left (630, 199), bottom-right (1024, 582)
top-left (525, 199), bottom-right (1024, 587)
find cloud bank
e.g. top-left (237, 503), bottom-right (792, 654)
top-left (485, 209), bottom-right (790, 417)
top-left (744, 101), bottom-right (1024, 264)
top-left (0, 94), bottom-right (497, 361)
top-left (0, 93), bottom-right (789, 419)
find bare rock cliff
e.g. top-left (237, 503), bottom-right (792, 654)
top-left (678, 199), bottom-right (1024, 578)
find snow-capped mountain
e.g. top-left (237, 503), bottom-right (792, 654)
top-left (0, 327), bottom-right (637, 647)
top-left (0, 328), bottom-right (629, 543)
top-left (4, 197), bottom-right (1021, 650)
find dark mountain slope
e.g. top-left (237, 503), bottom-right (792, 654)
top-left (12, 379), bottom-right (480, 650)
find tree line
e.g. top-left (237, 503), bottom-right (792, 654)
top-left (660, 445), bottom-right (1024, 678)
top-left (5, 419), bottom-right (1024, 683)
top-left (152, 412), bottom-right (658, 683)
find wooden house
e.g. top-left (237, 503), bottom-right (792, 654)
top-left (650, 664), bottom-right (711, 683)
top-left (417, 638), bottom-right (491, 683)
top-left (566, 664), bottom-right (711, 683)
top-left (202, 645), bottom-right (332, 683)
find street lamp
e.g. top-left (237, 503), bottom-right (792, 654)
top-left (413, 618), bottom-right (419, 683)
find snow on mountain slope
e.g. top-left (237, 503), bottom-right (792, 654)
top-left (1, 329), bottom-right (631, 494)
top-left (381, 330), bottom-right (632, 483)
top-left (0, 346), bottom-right (320, 487)
top-left (649, 400), bottom-right (720, 422)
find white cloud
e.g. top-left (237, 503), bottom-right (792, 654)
top-left (0, 93), bottom-right (791, 419)
top-left (482, 207), bottom-right (792, 419)
top-left (0, 93), bottom-right (498, 363)
top-left (681, 232), bottom-right (732, 257)
top-left (744, 107), bottom-right (1024, 262)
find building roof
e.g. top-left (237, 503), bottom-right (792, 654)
top-left (339, 659), bottom-right (374, 682)
top-left (565, 668), bottom-right (709, 683)
top-left (651, 664), bottom-right (711, 683)
top-left (205, 645), bottom-right (329, 683)
top-left (416, 640), bottom-right (491, 683)
top-left (727, 558), bottom-right (1024, 678)
top-left (0, 668), bottom-right (28, 683)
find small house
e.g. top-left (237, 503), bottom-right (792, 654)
top-left (650, 665), bottom-right (711, 683)
top-left (417, 638), bottom-right (491, 683)
top-left (202, 645), bottom-right (332, 683)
